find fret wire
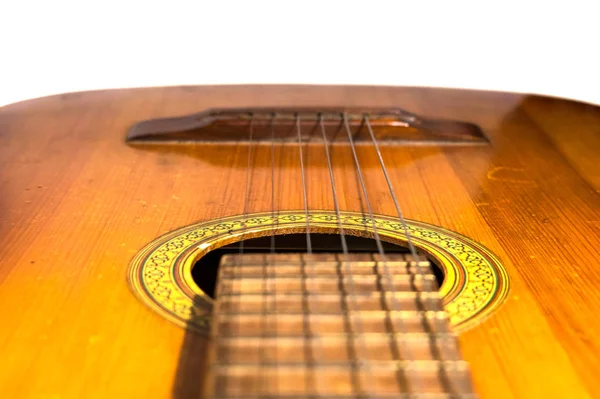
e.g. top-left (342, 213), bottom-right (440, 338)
top-left (364, 115), bottom-right (454, 394)
top-left (295, 114), bottom-right (312, 254)
top-left (319, 115), bottom-right (376, 397)
top-left (342, 112), bottom-right (419, 397)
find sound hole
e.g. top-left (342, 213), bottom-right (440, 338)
top-left (192, 233), bottom-right (444, 298)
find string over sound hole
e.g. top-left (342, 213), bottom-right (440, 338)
top-left (192, 233), bottom-right (445, 299)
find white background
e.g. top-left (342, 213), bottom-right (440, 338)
top-left (1, 1), bottom-right (599, 107)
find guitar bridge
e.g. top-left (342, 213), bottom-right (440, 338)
top-left (126, 108), bottom-right (488, 146)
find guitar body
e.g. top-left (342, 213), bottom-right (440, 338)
top-left (1, 85), bottom-right (599, 398)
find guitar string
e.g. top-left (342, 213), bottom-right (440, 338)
top-left (231, 114), bottom-right (434, 397)
top-left (364, 115), bottom-right (453, 394)
top-left (218, 115), bottom-right (254, 393)
top-left (342, 112), bottom-right (422, 396)
top-left (295, 114), bottom-right (313, 254)
top-left (238, 116), bottom-right (254, 260)
top-left (293, 115), bottom-right (331, 395)
top-left (363, 116), bottom-right (419, 258)
top-left (296, 115), bottom-right (329, 396)
top-left (223, 114), bottom-right (452, 397)
top-left (267, 115), bottom-right (278, 397)
top-left (318, 115), bottom-right (376, 398)
top-left (363, 115), bottom-right (437, 315)
top-left (234, 116), bottom-right (254, 298)
top-left (270, 115), bottom-right (277, 260)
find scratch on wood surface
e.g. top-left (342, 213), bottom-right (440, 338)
top-left (486, 166), bottom-right (534, 184)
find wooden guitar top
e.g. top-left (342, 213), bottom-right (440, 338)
top-left (0, 85), bottom-right (599, 398)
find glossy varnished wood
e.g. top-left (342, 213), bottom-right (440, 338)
top-left (1, 85), bottom-right (600, 398)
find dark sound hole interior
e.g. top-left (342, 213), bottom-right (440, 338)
top-left (192, 233), bottom-right (444, 298)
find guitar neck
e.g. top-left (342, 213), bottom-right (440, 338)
top-left (202, 253), bottom-right (477, 398)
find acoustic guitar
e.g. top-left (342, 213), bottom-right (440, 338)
top-left (1, 85), bottom-right (599, 398)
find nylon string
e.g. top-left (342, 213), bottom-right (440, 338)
top-left (232, 116), bottom-right (254, 301)
top-left (343, 112), bottom-right (422, 396)
top-left (294, 115), bottom-right (329, 394)
top-left (363, 114), bottom-right (451, 394)
top-left (363, 116), bottom-right (419, 258)
top-left (319, 115), bottom-right (378, 397)
top-left (238, 116), bottom-right (254, 261)
top-left (295, 115), bottom-right (312, 254)
top-left (266, 115), bottom-right (278, 396)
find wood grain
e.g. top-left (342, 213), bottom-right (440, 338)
top-left (1, 85), bottom-right (600, 398)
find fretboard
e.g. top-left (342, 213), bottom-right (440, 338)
top-left (203, 253), bottom-right (477, 398)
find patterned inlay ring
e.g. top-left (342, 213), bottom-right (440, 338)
top-left (128, 211), bottom-right (509, 333)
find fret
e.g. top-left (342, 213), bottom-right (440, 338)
top-left (215, 334), bottom-right (460, 363)
top-left (203, 253), bottom-right (477, 398)
top-left (211, 362), bottom-right (474, 397)
top-left (217, 292), bottom-right (443, 313)
top-left (214, 311), bottom-right (450, 336)
top-left (219, 253), bottom-right (431, 269)
top-left (219, 253), bottom-right (430, 264)
top-left (219, 263), bottom-right (431, 277)
top-left (218, 275), bottom-right (438, 294)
